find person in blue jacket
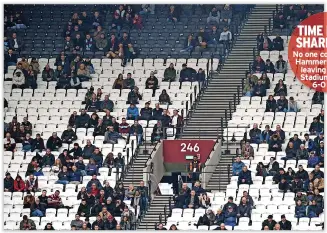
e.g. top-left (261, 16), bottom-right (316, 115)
top-left (232, 157), bottom-right (245, 176)
top-left (129, 120), bottom-right (143, 145)
top-left (224, 206), bottom-right (237, 227)
top-left (276, 95), bottom-right (288, 112)
top-left (308, 151), bottom-right (319, 168)
top-left (252, 55), bottom-right (265, 74)
top-left (68, 165), bottom-right (82, 184)
top-left (126, 103), bottom-right (139, 120)
top-left (303, 133), bottom-right (315, 152)
top-left (252, 80), bottom-right (266, 97)
top-left (260, 125), bottom-right (272, 143)
top-left (295, 200), bottom-right (306, 218)
top-left (238, 166), bottom-right (253, 186)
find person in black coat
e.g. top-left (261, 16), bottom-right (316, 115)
top-left (274, 79), bottom-right (287, 96)
top-left (61, 126), bottom-right (77, 144)
top-left (46, 132), bottom-right (62, 151)
top-left (265, 95), bottom-right (277, 112)
top-left (4, 172), bottom-right (14, 192)
top-left (237, 197), bottom-right (252, 218)
top-left (278, 214), bottom-right (292, 230)
top-left (31, 134), bottom-right (45, 152)
top-left (278, 177), bottom-right (289, 193)
top-left (265, 59), bottom-right (275, 73)
top-left (273, 35), bottom-right (284, 51)
top-left (184, 190), bottom-right (199, 209)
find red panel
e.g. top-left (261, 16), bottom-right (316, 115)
top-left (162, 140), bottom-right (216, 163)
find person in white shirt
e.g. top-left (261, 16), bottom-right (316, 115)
top-left (170, 109), bottom-right (183, 139)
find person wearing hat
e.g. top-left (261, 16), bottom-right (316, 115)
top-left (222, 196), bottom-right (237, 215)
top-left (261, 215), bottom-right (277, 230)
top-left (224, 205), bottom-right (237, 227)
top-left (308, 151), bottom-right (319, 168)
top-left (278, 215), bottom-right (292, 230)
top-left (139, 102), bottom-right (153, 121)
top-left (127, 86), bottom-right (141, 105)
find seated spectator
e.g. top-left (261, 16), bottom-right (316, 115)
top-left (12, 64), bottom-right (26, 89)
top-left (256, 162), bottom-right (268, 177)
top-left (56, 166), bottom-right (70, 185)
top-left (43, 148), bottom-right (55, 167)
top-left (119, 118), bottom-right (130, 136)
top-left (4, 172), bottom-right (14, 192)
top-left (31, 198), bottom-right (46, 217)
top-left (220, 4), bottom-right (232, 25)
top-left (103, 152), bottom-right (115, 168)
top-left (287, 96), bottom-right (298, 112)
top-left (207, 7), bottom-right (220, 24)
top-left (312, 91), bottom-right (324, 105)
top-left (139, 102), bottom-right (153, 121)
top-left (184, 190), bottom-right (199, 209)
top-left (278, 177), bottom-right (289, 192)
top-left (232, 156), bottom-right (245, 176)
top-left (213, 223), bottom-right (226, 230)
top-left (282, 141), bottom-right (296, 160)
top-left (4, 49), bottom-right (17, 73)
top-left (22, 133), bottom-right (33, 152)
top-left (257, 34), bottom-right (273, 51)
top-left (4, 132), bottom-right (16, 151)
top-left (196, 209), bottom-right (215, 226)
top-left (289, 133), bottom-right (302, 150)
top-left (308, 151), bottom-right (319, 168)
top-left (42, 64), bottom-right (55, 82)
top-left (274, 80), bottom-right (287, 97)
top-left (307, 200), bottom-right (323, 218)
top-left (69, 165), bottom-right (82, 184)
top-left (195, 27), bottom-right (208, 50)
top-left (19, 215), bottom-right (36, 230)
top-left (265, 157), bottom-right (279, 176)
top-left (127, 103), bottom-right (139, 120)
top-left (273, 125), bottom-right (286, 142)
top-left (91, 147), bottom-right (103, 168)
top-left (313, 188), bottom-right (324, 208)
top-left (192, 181), bottom-right (205, 196)
top-left (260, 125), bottom-right (273, 143)
top-left (123, 73), bottom-right (135, 90)
top-left (86, 94), bottom-right (100, 112)
top-left (82, 139), bottom-right (95, 159)
top-left (248, 123), bottom-right (261, 144)
top-left (46, 132), bottom-right (62, 151)
top-left (96, 33), bottom-right (108, 51)
top-left (238, 166), bottom-right (253, 186)
top-left (273, 12), bottom-right (286, 29)
top-left (180, 35), bottom-right (196, 53)
top-left (298, 5), bottom-right (307, 21)
top-left (25, 174), bottom-right (39, 192)
top-left (159, 89), bottom-right (171, 104)
top-left (241, 141), bottom-right (254, 160)
top-left (111, 14), bottom-right (122, 33)
top-left (314, 133), bottom-right (324, 150)
top-left (85, 159), bottom-right (98, 177)
top-left (275, 55), bottom-right (287, 73)
top-left (77, 63), bottom-right (90, 79)
top-left (260, 73), bottom-right (271, 89)
top-left (132, 13), bottom-right (143, 30)
top-left (156, 223), bottom-right (167, 230)
top-left (76, 109), bottom-right (91, 128)
top-left (145, 71), bottom-right (158, 92)
top-left (222, 196), bottom-right (237, 215)
top-left (268, 134), bottom-right (282, 152)
top-left (265, 59), bottom-right (275, 73)
top-left (152, 103), bottom-right (163, 120)
top-left (163, 63), bottom-right (176, 82)
top-left (31, 133), bottom-right (45, 152)
top-left (167, 5), bottom-right (179, 22)
top-left (224, 206), bottom-right (237, 227)
top-left (244, 73), bottom-right (258, 96)
top-left (261, 215), bottom-right (277, 230)
top-left (296, 144), bottom-right (309, 160)
top-left (84, 34), bottom-right (96, 52)
top-left (208, 25), bottom-right (220, 45)
top-left (97, 87), bottom-right (104, 100)
top-left (107, 43), bottom-right (124, 62)
top-left (252, 55), bottom-right (265, 74)
top-left (273, 35), bottom-right (284, 51)
top-left (317, 109), bottom-right (324, 123)
top-left (199, 193), bottom-right (211, 209)
top-left (252, 79), bottom-right (266, 97)
top-left (291, 176), bottom-right (304, 193)
top-left (130, 120), bottom-right (143, 145)
top-left (75, 157), bottom-right (86, 176)
top-left (61, 125), bottom-right (77, 144)
top-left (104, 126), bottom-right (123, 144)
top-left (100, 95), bottom-right (114, 112)
top-left (237, 196), bottom-right (252, 218)
top-left (309, 117), bottom-right (323, 135)
top-left (26, 65), bottom-right (37, 89)
top-left (113, 73), bottom-right (124, 89)
top-left (13, 174), bottom-right (25, 192)
top-left (84, 86), bottom-right (95, 103)
top-left (93, 119), bottom-right (106, 137)
top-left (151, 120), bottom-right (164, 143)
top-left (47, 190), bottom-right (64, 208)
top-left (127, 87), bottom-right (142, 105)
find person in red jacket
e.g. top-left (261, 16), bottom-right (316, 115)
top-left (90, 183), bottom-right (100, 196)
top-left (14, 174), bottom-right (25, 192)
top-left (132, 14), bottom-right (143, 30)
top-left (119, 118), bottom-right (130, 136)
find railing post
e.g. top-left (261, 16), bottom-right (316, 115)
top-left (220, 117), bottom-right (224, 143)
top-left (164, 206), bottom-right (167, 224)
top-left (237, 86), bottom-right (240, 104)
top-left (159, 213), bottom-right (162, 224)
top-left (228, 102), bottom-right (232, 119)
top-left (233, 94), bottom-right (236, 112)
top-left (241, 78), bottom-right (245, 93)
top-left (224, 109), bottom-right (228, 121)
top-left (268, 18), bottom-right (271, 33)
top-left (194, 85), bottom-right (197, 100)
top-left (227, 164), bottom-right (231, 181)
top-left (264, 25), bottom-right (267, 34)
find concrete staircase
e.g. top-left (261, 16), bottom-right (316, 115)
top-left (182, 5), bottom-right (276, 191)
top-left (182, 5), bottom-right (275, 140)
top-left (122, 143), bottom-right (156, 188)
top-left (137, 195), bottom-right (172, 230)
